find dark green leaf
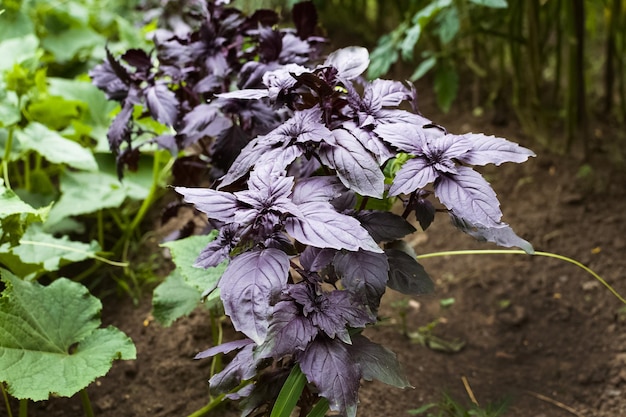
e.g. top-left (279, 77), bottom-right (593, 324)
top-left (409, 56), bottom-right (437, 81)
top-left (434, 65), bottom-right (459, 113)
top-left (469, 0), bottom-right (508, 8)
top-left (152, 270), bottom-right (202, 327)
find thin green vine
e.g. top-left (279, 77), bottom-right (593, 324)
top-left (18, 240), bottom-right (128, 267)
top-left (416, 249), bottom-right (626, 305)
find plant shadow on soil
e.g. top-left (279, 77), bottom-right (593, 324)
top-left (11, 97), bottom-right (626, 417)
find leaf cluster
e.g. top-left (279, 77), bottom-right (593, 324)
top-left (0, 0), bottom-right (150, 407)
top-left (93, 2), bottom-right (535, 417)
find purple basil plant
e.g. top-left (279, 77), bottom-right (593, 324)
top-left (92, 2), bottom-right (535, 416)
top-left (176, 48), bottom-right (534, 417)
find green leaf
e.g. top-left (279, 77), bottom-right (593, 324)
top-left (434, 65), bottom-right (459, 113)
top-left (410, 56), bottom-right (437, 81)
top-left (46, 154), bottom-right (152, 226)
top-left (14, 122), bottom-right (97, 170)
top-left (41, 27), bottom-right (105, 62)
top-left (26, 96), bottom-right (84, 131)
top-left (0, 9), bottom-right (35, 41)
top-left (469, 0), bottom-right (508, 8)
top-left (0, 182), bottom-right (49, 245)
top-left (0, 270), bottom-right (136, 401)
top-left (411, 0), bottom-right (452, 26)
top-left (47, 77), bottom-right (117, 140)
top-left (0, 90), bottom-right (20, 127)
top-left (435, 6), bottom-right (460, 44)
top-left (0, 34), bottom-right (39, 71)
top-left (306, 399), bottom-right (330, 417)
top-left (152, 270), bottom-right (202, 327)
top-left (161, 233), bottom-right (226, 301)
top-left (153, 233), bottom-right (227, 326)
top-left (11, 225), bottom-right (101, 274)
top-left (400, 25), bottom-right (421, 61)
top-left (270, 365), bottom-right (307, 417)
top-left (367, 33), bottom-right (399, 79)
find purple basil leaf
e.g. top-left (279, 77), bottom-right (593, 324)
top-left (153, 134), bottom-right (177, 155)
top-left (348, 334), bottom-right (411, 388)
top-left (343, 121), bottom-right (394, 165)
top-left (273, 107), bottom-right (332, 144)
top-left (389, 158), bottom-right (438, 196)
top-left (279, 32), bottom-right (314, 63)
top-left (89, 60), bottom-right (129, 101)
top-left (209, 344), bottom-right (259, 394)
top-left (219, 248), bottom-right (290, 344)
top-left (262, 63), bottom-right (308, 101)
top-left (292, 1), bottom-right (318, 39)
top-left (195, 338), bottom-right (254, 359)
top-left (434, 166), bottom-right (503, 227)
top-left (180, 104), bottom-right (233, 147)
top-left (319, 129), bottom-right (385, 198)
top-left (333, 250), bottom-right (389, 310)
top-left (364, 79), bottom-right (412, 110)
top-left (193, 74), bottom-right (223, 94)
top-left (175, 187), bottom-right (238, 223)
top-left (121, 48), bottom-right (152, 71)
top-left (256, 299), bottom-right (317, 359)
top-left (450, 214), bottom-right (534, 254)
top-left (324, 46), bottom-right (369, 80)
top-left (309, 289), bottom-right (374, 343)
top-left (374, 109), bottom-right (431, 126)
top-left (299, 337), bottom-right (360, 417)
top-left (299, 246), bottom-right (336, 272)
top-left (219, 135), bottom-right (286, 188)
top-left (457, 133), bottom-right (536, 166)
top-left (145, 83), bottom-right (178, 126)
top-left (195, 224), bottom-right (240, 268)
top-left (107, 101), bottom-right (133, 154)
top-left (374, 122), bottom-right (425, 154)
top-left (290, 176), bottom-right (346, 205)
top-left (354, 211), bottom-right (416, 242)
top-left (385, 247), bottom-right (434, 295)
top-left (217, 89), bottom-right (270, 100)
top-left (258, 26), bottom-right (283, 62)
top-left (285, 201), bottom-right (382, 253)
top-left (412, 193), bottom-right (436, 231)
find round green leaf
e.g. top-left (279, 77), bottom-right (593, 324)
top-left (0, 271), bottom-right (136, 401)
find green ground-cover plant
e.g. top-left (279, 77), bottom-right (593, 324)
top-left (0, 1), bottom-right (164, 415)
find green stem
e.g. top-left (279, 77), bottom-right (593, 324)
top-left (23, 153), bottom-right (31, 192)
top-left (128, 151), bottom-right (164, 233)
top-left (186, 381), bottom-right (251, 417)
top-left (416, 249), bottom-right (626, 305)
top-left (2, 127), bottom-right (15, 189)
top-left (1, 383), bottom-right (13, 417)
top-left (79, 389), bottom-right (95, 417)
top-left (185, 394), bottom-right (227, 417)
top-left (18, 399), bottom-right (27, 417)
top-left (97, 210), bottom-right (105, 249)
top-left (112, 150), bottom-right (170, 255)
top-left (209, 308), bottom-right (224, 384)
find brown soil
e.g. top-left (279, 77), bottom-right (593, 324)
top-left (11, 103), bottom-right (626, 417)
